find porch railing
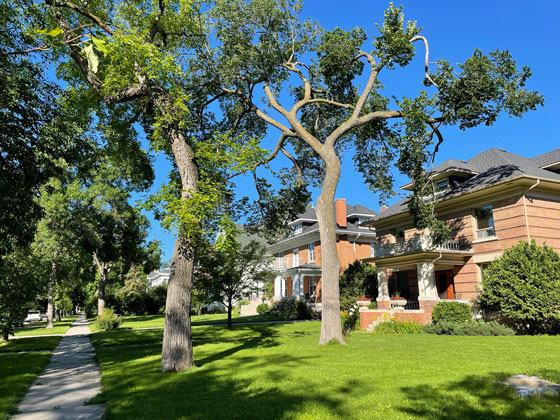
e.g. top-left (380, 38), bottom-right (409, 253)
top-left (372, 236), bottom-right (466, 258)
top-left (273, 257), bottom-right (315, 270)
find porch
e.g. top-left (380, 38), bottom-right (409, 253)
top-left (360, 239), bottom-right (472, 327)
top-left (273, 261), bottom-right (322, 303)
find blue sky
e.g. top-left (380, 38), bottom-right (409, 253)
top-left (137, 0), bottom-right (560, 262)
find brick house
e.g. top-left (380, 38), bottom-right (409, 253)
top-left (359, 147), bottom-right (560, 327)
top-left (269, 199), bottom-right (377, 303)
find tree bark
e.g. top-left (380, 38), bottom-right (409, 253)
top-left (46, 261), bottom-right (56, 329)
top-left (316, 150), bottom-right (346, 345)
top-left (161, 124), bottom-right (199, 372)
top-left (227, 297), bottom-right (233, 329)
top-left (161, 231), bottom-right (194, 372)
top-left (55, 307), bottom-right (61, 322)
top-left (97, 267), bottom-right (107, 316)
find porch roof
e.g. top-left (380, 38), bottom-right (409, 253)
top-left (362, 250), bottom-right (472, 267)
top-left (276, 263), bottom-right (322, 276)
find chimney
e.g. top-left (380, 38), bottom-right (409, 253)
top-left (380, 205), bottom-right (389, 212)
top-left (335, 198), bottom-right (347, 228)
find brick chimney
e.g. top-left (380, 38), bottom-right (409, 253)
top-left (380, 205), bottom-right (389, 212)
top-left (335, 198), bottom-right (347, 228)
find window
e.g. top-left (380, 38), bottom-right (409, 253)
top-left (393, 227), bottom-right (405, 243)
top-left (435, 179), bottom-right (449, 191)
top-left (309, 277), bottom-right (317, 297)
top-left (370, 243), bottom-right (375, 257)
top-left (276, 252), bottom-right (284, 269)
top-left (292, 248), bottom-right (299, 267)
top-left (475, 206), bottom-right (495, 239)
top-left (308, 243), bottom-right (315, 262)
top-left (358, 217), bottom-right (370, 229)
top-left (293, 223), bottom-right (303, 235)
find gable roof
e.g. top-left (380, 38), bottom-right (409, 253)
top-left (375, 148), bottom-right (560, 222)
top-left (531, 148), bottom-right (560, 168)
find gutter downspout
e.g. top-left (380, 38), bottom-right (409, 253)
top-left (522, 179), bottom-right (540, 242)
top-left (353, 232), bottom-right (362, 255)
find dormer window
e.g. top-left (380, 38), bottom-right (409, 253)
top-left (293, 223), bottom-right (303, 235)
top-left (358, 217), bottom-right (370, 229)
top-left (435, 179), bottom-right (449, 191)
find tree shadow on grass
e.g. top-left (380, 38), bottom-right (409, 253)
top-left (96, 325), bottom-right (362, 420)
top-left (398, 370), bottom-right (560, 420)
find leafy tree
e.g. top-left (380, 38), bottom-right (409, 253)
top-left (0, 3), bottom-right (90, 259)
top-left (207, 1), bottom-right (543, 343)
top-left (479, 241), bottom-right (560, 334)
top-left (339, 261), bottom-right (377, 311)
top-left (0, 248), bottom-right (42, 341)
top-left (28, 0), bottom-right (270, 372)
top-left (195, 228), bottom-right (273, 328)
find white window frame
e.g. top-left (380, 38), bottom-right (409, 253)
top-left (358, 217), bottom-right (370, 229)
top-left (294, 223), bottom-right (303, 235)
top-left (292, 248), bottom-right (299, 267)
top-left (474, 205), bottom-right (496, 240)
top-left (276, 252), bottom-right (284, 269)
top-left (308, 242), bottom-right (315, 262)
top-left (309, 276), bottom-right (317, 297)
top-left (370, 243), bottom-right (375, 257)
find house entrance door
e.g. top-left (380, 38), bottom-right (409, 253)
top-left (435, 270), bottom-right (455, 299)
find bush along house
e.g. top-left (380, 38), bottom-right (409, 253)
top-left (269, 199), bottom-right (377, 308)
top-left (359, 147), bottom-right (560, 328)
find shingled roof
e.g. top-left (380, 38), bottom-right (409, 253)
top-left (375, 148), bottom-right (560, 222)
top-left (531, 148), bottom-right (560, 168)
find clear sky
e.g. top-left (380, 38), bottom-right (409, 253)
top-left (136, 0), bottom-right (560, 262)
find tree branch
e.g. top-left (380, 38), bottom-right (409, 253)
top-left (410, 35), bottom-right (440, 90)
top-left (46, 0), bottom-right (114, 35)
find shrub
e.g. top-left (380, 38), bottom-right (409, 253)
top-left (479, 241), bottom-right (560, 334)
top-left (256, 303), bottom-right (270, 315)
top-left (374, 319), bottom-right (424, 334)
top-left (274, 296), bottom-right (298, 319)
top-left (296, 300), bottom-right (313, 320)
top-left (95, 308), bottom-right (122, 331)
top-left (339, 261), bottom-right (377, 310)
top-left (432, 301), bottom-right (472, 324)
top-left (341, 304), bottom-right (359, 335)
top-left (423, 320), bottom-right (515, 336)
top-left (368, 301), bottom-right (378, 310)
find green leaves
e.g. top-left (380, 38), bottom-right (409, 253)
top-left (373, 3), bottom-right (421, 69)
top-left (36, 27), bottom-right (63, 37)
top-left (83, 43), bottom-right (99, 73)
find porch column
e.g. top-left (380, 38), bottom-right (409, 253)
top-left (376, 267), bottom-right (390, 310)
top-left (274, 276), bottom-right (283, 298)
top-left (293, 273), bottom-right (300, 298)
top-left (417, 261), bottom-right (438, 312)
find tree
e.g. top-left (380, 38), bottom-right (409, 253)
top-left (0, 2), bottom-right (89, 260)
top-left (0, 248), bottom-right (42, 342)
top-left (479, 241), bottom-right (560, 334)
top-left (195, 228), bottom-right (273, 328)
top-left (339, 261), bottom-right (377, 311)
top-left (208, 1), bottom-right (543, 344)
top-left (29, 0), bottom-right (269, 372)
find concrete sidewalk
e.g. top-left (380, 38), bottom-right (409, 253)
top-left (12, 316), bottom-right (104, 420)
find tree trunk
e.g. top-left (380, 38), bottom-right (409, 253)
top-left (98, 268), bottom-right (107, 316)
top-left (227, 297), bottom-right (233, 329)
top-left (46, 261), bottom-right (56, 329)
top-left (55, 307), bottom-right (61, 322)
top-left (316, 151), bottom-right (346, 345)
top-left (161, 231), bottom-right (194, 372)
top-left (197, 306), bottom-right (202, 316)
top-left (161, 124), bottom-right (199, 372)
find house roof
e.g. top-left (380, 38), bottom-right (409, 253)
top-left (531, 148), bottom-right (560, 168)
top-left (374, 147), bottom-right (560, 223)
top-left (271, 201), bottom-right (377, 250)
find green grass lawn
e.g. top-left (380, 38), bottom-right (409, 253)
top-left (90, 322), bottom-right (560, 420)
top-left (0, 336), bottom-right (61, 420)
top-left (89, 313), bottom-right (286, 331)
top-left (13, 316), bottom-right (77, 336)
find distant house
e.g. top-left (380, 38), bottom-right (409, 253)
top-left (359, 147), bottom-right (560, 327)
top-left (147, 268), bottom-right (171, 289)
top-left (268, 199), bottom-right (377, 302)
